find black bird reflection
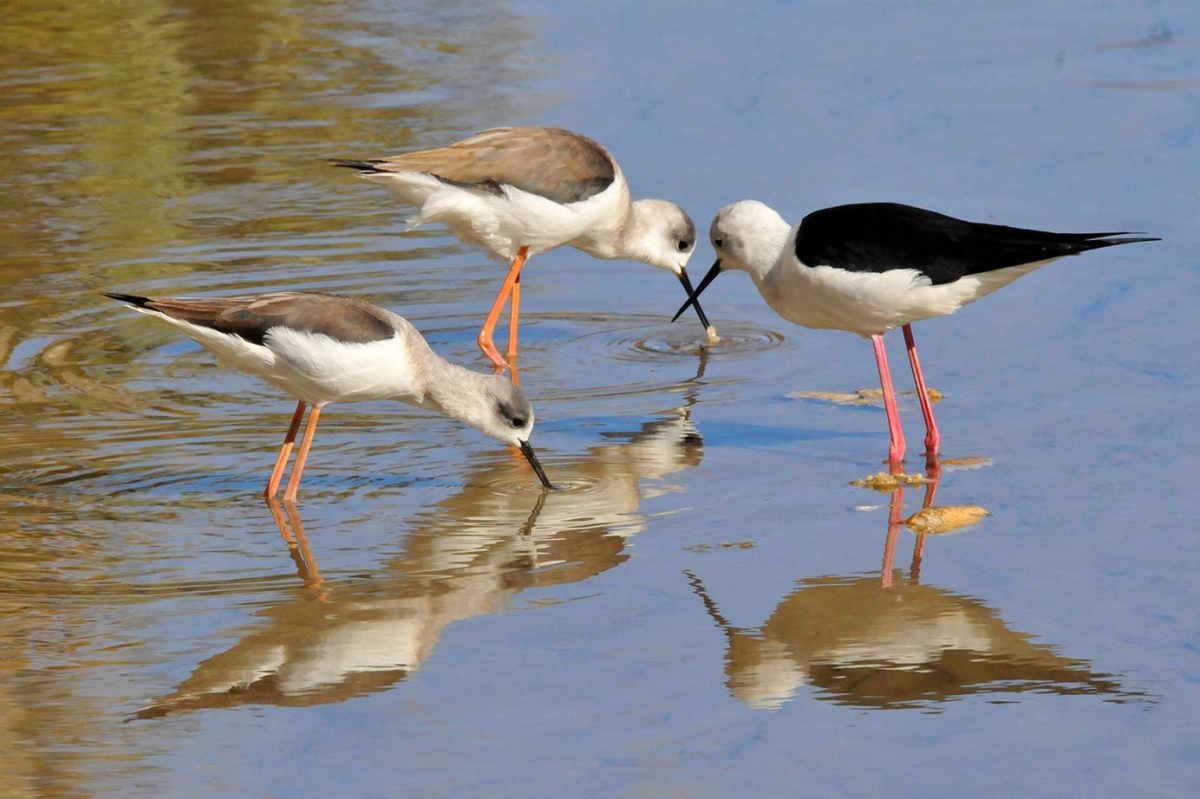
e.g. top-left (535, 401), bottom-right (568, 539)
top-left (131, 406), bottom-right (703, 719)
top-left (687, 459), bottom-right (1144, 711)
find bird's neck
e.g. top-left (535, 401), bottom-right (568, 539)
top-left (615, 199), bottom-right (679, 266)
top-left (417, 357), bottom-right (487, 421)
top-left (735, 216), bottom-right (793, 287)
top-left (576, 193), bottom-right (656, 263)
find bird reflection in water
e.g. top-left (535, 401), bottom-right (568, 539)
top-left (267, 497), bottom-right (324, 588)
top-left (130, 405), bottom-right (703, 719)
top-left (687, 456), bottom-right (1145, 711)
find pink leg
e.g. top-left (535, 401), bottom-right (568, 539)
top-left (902, 324), bottom-right (940, 458)
top-left (282, 405), bottom-right (322, 503)
top-left (872, 334), bottom-right (905, 470)
top-left (264, 400), bottom-right (307, 499)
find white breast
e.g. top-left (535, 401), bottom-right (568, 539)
top-left (365, 171), bottom-right (629, 262)
top-left (763, 263), bottom-right (982, 337)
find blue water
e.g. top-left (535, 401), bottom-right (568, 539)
top-left (2, 0), bottom-right (1198, 796)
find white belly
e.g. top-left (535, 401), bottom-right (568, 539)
top-left (762, 259), bottom-right (1053, 337)
top-left (150, 314), bottom-right (420, 407)
top-left (365, 172), bottom-right (626, 262)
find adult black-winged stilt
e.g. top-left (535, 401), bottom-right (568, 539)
top-left (674, 201), bottom-right (1158, 468)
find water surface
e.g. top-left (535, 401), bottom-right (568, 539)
top-left (2, 0), bottom-right (1199, 796)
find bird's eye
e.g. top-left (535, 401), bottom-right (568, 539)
top-left (510, 416), bottom-right (526, 429)
top-left (678, 240), bottom-right (691, 252)
top-left (714, 238), bottom-right (724, 249)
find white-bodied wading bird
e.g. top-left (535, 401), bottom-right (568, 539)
top-left (335, 126), bottom-right (713, 369)
top-left (674, 201), bottom-right (1157, 467)
top-left (105, 291), bottom-right (554, 500)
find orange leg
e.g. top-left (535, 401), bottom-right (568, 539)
top-left (477, 246), bottom-right (529, 370)
top-left (507, 273), bottom-right (522, 385)
top-left (264, 400), bottom-right (307, 499)
top-left (282, 404), bottom-right (322, 503)
top-left (507, 272), bottom-right (521, 362)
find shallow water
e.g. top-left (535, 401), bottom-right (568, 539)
top-left (3, 0), bottom-right (1200, 796)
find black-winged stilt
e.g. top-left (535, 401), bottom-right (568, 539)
top-left (335, 126), bottom-right (713, 370)
top-left (104, 291), bottom-right (554, 500)
top-left (674, 201), bottom-right (1158, 468)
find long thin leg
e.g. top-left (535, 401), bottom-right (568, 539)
top-left (478, 246), bottom-right (529, 369)
top-left (282, 404), bottom-right (322, 503)
top-left (902, 324), bottom-right (940, 458)
top-left (872, 334), bottom-right (905, 470)
top-left (264, 400), bottom-right (307, 499)
top-left (507, 271), bottom-right (521, 361)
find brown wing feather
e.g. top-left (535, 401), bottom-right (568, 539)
top-left (106, 292), bottom-right (397, 345)
top-left (350, 126), bottom-right (617, 205)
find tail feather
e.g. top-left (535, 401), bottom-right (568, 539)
top-left (330, 158), bottom-right (386, 173)
top-left (102, 291), bottom-right (153, 308)
top-left (1084, 234), bottom-right (1160, 248)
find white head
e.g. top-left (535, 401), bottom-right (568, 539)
top-left (622, 199), bottom-right (697, 275)
top-left (670, 200), bottom-right (792, 324)
top-left (709, 200), bottom-right (792, 279)
top-left (436, 373), bottom-right (553, 488)
top-left (619, 199), bottom-right (714, 329)
top-left (461, 374), bottom-right (536, 443)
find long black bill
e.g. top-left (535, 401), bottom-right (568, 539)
top-left (676, 270), bottom-right (712, 330)
top-left (519, 439), bottom-right (555, 490)
top-left (672, 259), bottom-right (723, 324)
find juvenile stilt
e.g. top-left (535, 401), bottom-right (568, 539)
top-left (333, 126), bottom-right (712, 365)
top-left (104, 290), bottom-right (555, 501)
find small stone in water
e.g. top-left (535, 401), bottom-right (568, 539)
top-left (904, 505), bottom-right (990, 534)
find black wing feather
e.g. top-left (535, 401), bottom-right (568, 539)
top-left (795, 203), bottom-right (1156, 284)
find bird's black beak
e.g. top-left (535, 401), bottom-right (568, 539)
top-left (519, 439), bottom-right (555, 490)
top-left (676, 269), bottom-right (712, 329)
top-left (672, 259), bottom-right (723, 323)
